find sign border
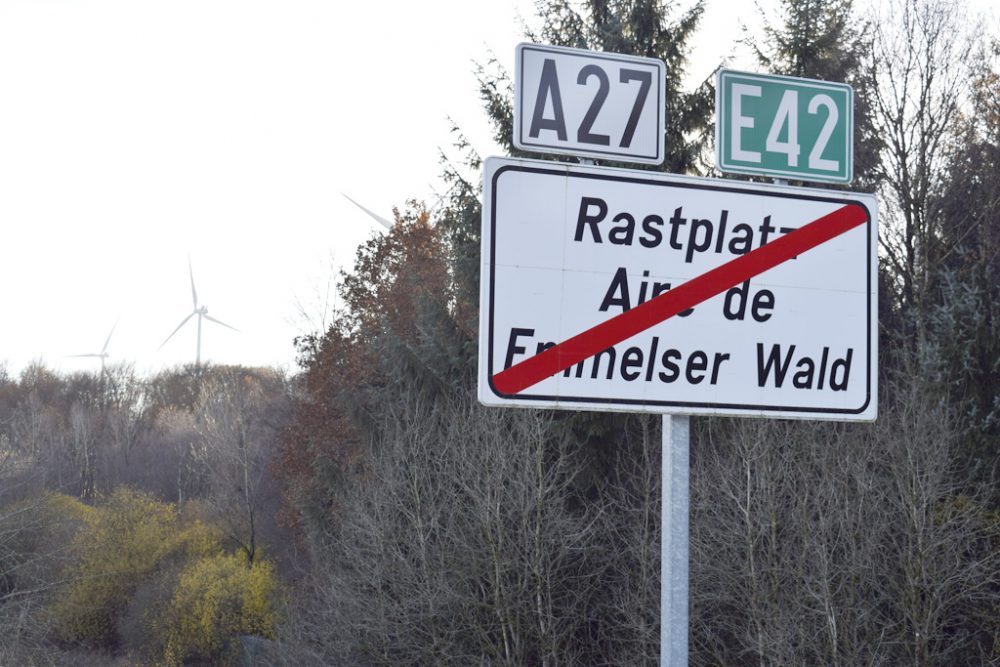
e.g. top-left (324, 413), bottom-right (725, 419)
top-left (715, 68), bottom-right (854, 184)
top-left (480, 157), bottom-right (877, 419)
top-left (514, 43), bottom-right (666, 165)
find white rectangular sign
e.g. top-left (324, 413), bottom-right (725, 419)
top-left (514, 43), bottom-right (666, 165)
top-left (478, 157), bottom-right (878, 420)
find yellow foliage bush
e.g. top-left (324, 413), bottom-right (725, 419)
top-left (160, 552), bottom-right (279, 666)
top-left (43, 492), bottom-right (96, 524)
top-left (45, 487), bottom-right (280, 664)
top-left (49, 488), bottom-right (222, 648)
top-left (52, 488), bottom-right (172, 645)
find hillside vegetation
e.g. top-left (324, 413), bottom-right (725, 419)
top-left (4, 0), bottom-right (1000, 664)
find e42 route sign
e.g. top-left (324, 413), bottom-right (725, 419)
top-left (716, 69), bottom-right (854, 184)
top-left (514, 43), bottom-right (666, 164)
top-left (478, 157), bottom-right (877, 420)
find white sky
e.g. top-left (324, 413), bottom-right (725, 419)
top-left (2, 0), bottom-right (989, 378)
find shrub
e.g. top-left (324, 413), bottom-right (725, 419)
top-left (160, 552), bottom-right (279, 666)
top-left (50, 488), bottom-right (180, 647)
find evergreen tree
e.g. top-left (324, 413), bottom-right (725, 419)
top-left (748, 0), bottom-right (881, 190)
top-left (923, 41), bottom-right (1000, 489)
top-left (479, 0), bottom-right (712, 174)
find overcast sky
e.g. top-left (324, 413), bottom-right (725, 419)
top-left (2, 0), bottom-right (990, 378)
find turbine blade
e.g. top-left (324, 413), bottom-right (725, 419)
top-left (101, 320), bottom-right (118, 355)
top-left (67, 353), bottom-right (102, 358)
top-left (160, 312), bottom-right (195, 349)
top-left (188, 258), bottom-right (198, 308)
top-left (342, 193), bottom-right (393, 231)
top-left (203, 313), bottom-right (239, 332)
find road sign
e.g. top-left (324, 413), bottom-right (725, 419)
top-left (514, 43), bottom-right (665, 165)
top-left (478, 157), bottom-right (877, 420)
top-left (716, 69), bottom-right (853, 184)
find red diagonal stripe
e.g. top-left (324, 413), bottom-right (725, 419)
top-left (492, 202), bottom-right (868, 396)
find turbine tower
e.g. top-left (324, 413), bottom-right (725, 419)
top-left (69, 321), bottom-right (117, 375)
top-left (161, 259), bottom-right (238, 367)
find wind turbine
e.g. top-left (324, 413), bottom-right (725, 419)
top-left (342, 193), bottom-right (393, 231)
top-left (69, 321), bottom-right (117, 375)
top-left (160, 259), bottom-right (238, 367)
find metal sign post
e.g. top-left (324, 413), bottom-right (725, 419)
top-left (661, 414), bottom-right (689, 665)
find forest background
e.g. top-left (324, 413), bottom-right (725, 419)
top-left (3, 0), bottom-right (1000, 665)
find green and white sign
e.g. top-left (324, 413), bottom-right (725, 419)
top-left (716, 69), bottom-right (853, 184)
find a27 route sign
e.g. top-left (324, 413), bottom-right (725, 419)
top-left (716, 69), bottom-right (853, 184)
top-left (514, 43), bottom-right (665, 165)
top-left (479, 157), bottom-right (877, 420)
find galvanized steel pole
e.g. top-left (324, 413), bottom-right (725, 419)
top-left (661, 414), bottom-right (689, 666)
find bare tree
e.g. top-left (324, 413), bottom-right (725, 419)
top-left (691, 370), bottom-right (1000, 666)
top-left (874, 376), bottom-right (1000, 666)
top-left (589, 414), bottom-right (662, 667)
top-left (9, 389), bottom-right (57, 467)
top-left (66, 401), bottom-right (98, 500)
top-left (0, 448), bottom-right (82, 664)
top-left (279, 393), bottom-right (604, 666)
top-left (868, 0), bottom-right (978, 321)
top-left (102, 363), bottom-right (150, 468)
top-left (193, 369), bottom-right (288, 564)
